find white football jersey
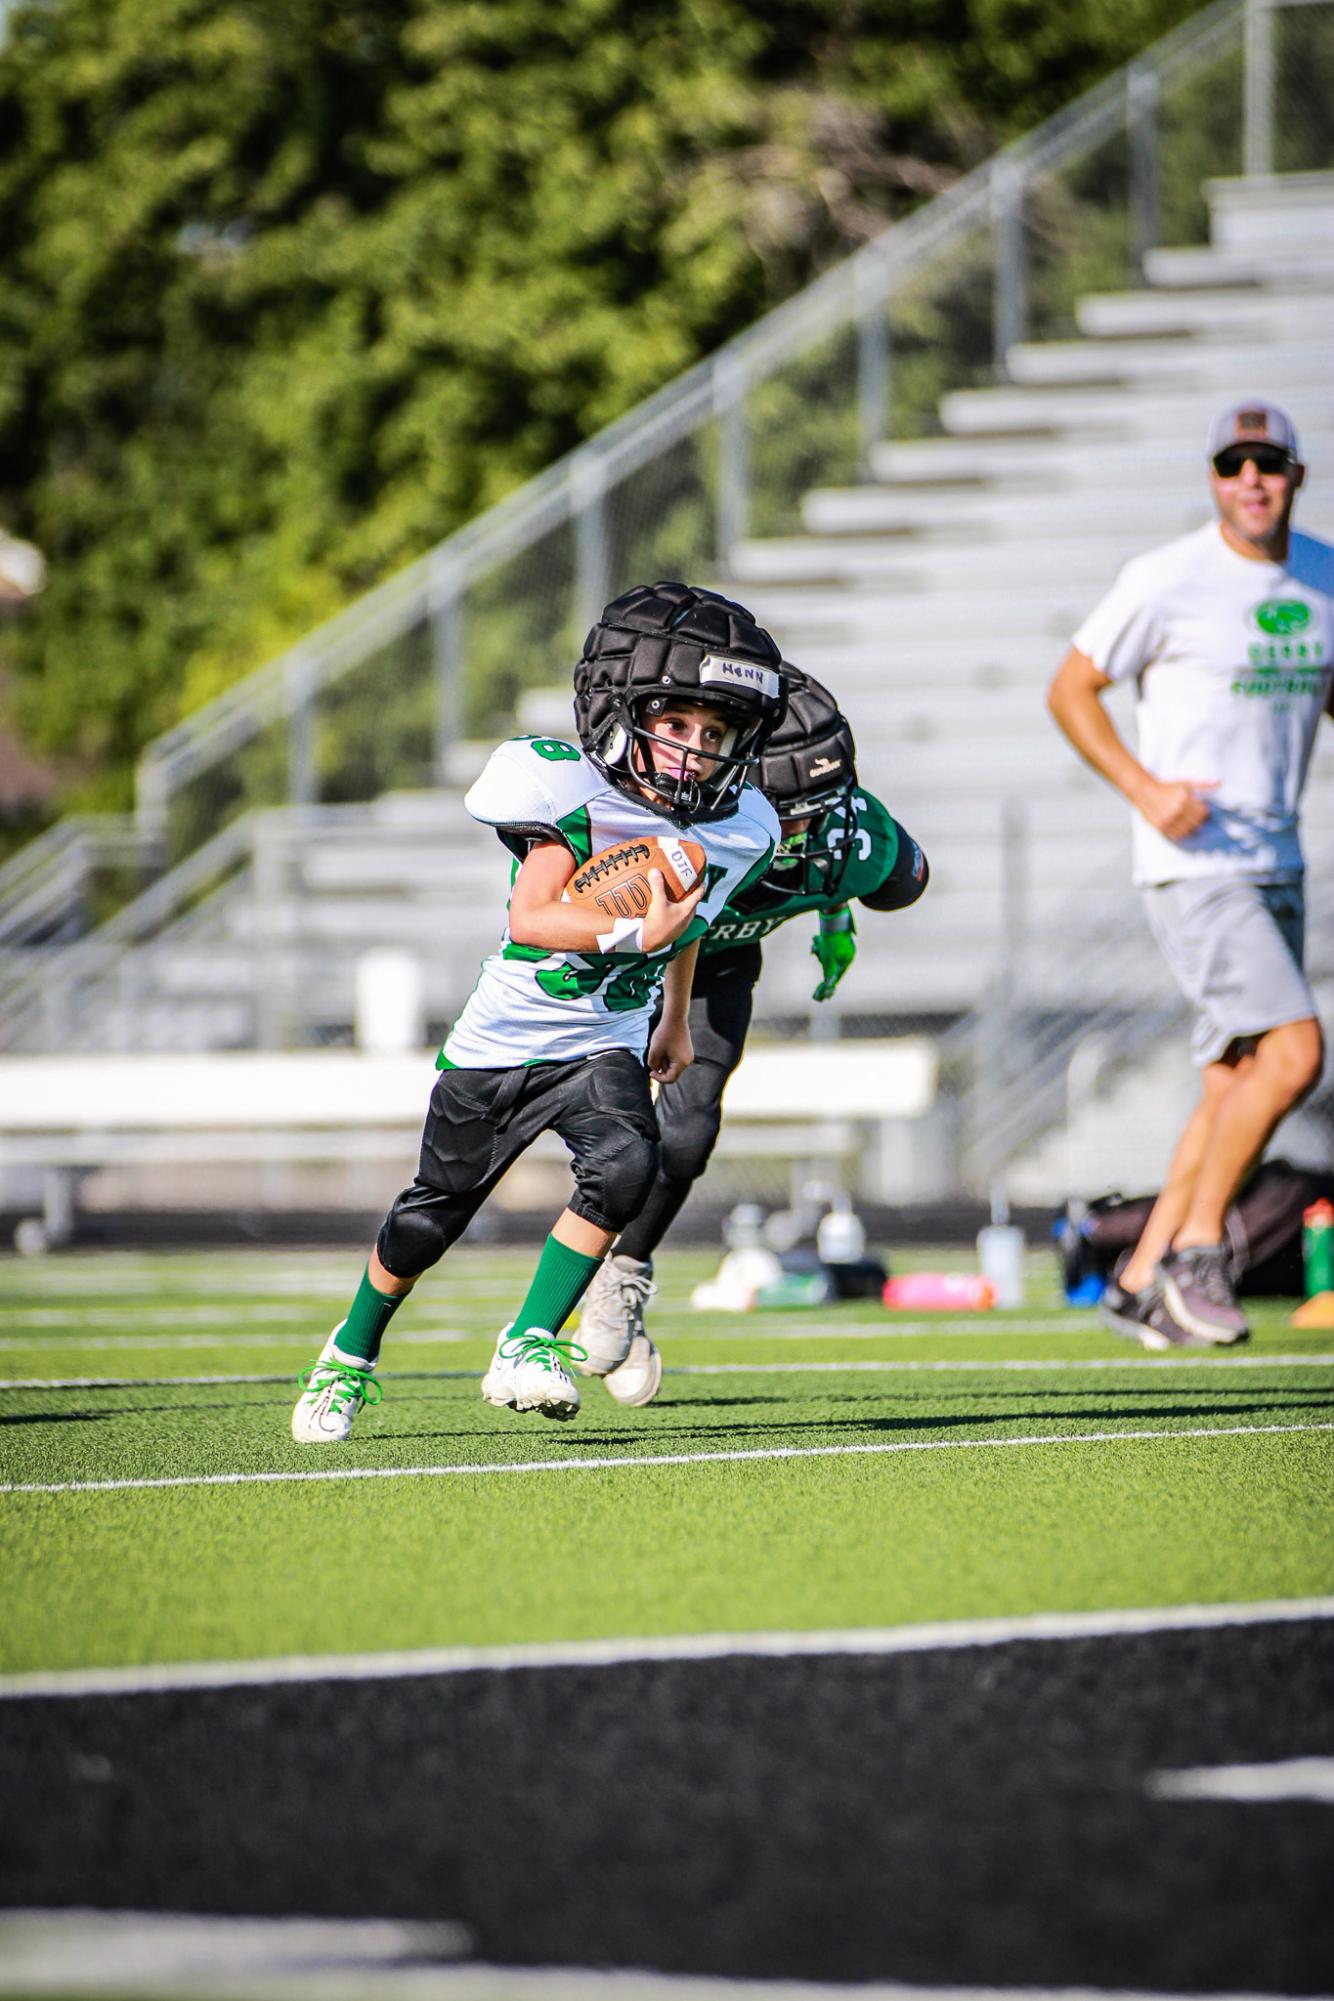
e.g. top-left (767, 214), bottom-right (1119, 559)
top-left (441, 735), bottom-right (779, 1067)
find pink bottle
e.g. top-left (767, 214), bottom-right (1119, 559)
top-left (882, 1272), bottom-right (997, 1310)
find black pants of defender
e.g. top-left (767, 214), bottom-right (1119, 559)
top-left (376, 1048), bottom-right (661, 1281)
top-left (615, 943), bottom-right (761, 1264)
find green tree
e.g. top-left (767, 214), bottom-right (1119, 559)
top-left (0, 0), bottom-right (1200, 818)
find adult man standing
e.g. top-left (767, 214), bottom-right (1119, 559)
top-left (1047, 402), bottom-right (1333, 1348)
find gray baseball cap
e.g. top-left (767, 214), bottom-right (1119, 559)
top-left (1206, 400), bottom-right (1301, 463)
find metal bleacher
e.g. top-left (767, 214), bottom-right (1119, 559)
top-left (3, 0), bottom-right (1334, 1222)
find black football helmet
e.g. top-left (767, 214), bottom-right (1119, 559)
top-left (573, 581), bottom-right (788, 823)
top-left (745, 665), bottom-right (860, 905)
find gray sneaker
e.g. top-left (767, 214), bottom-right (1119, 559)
top-left (1100, 1276), bottom-right (1206, 1352)
top-left (574, 1253), bottom-right (656, 1376)
top-left (1158, 1244), bottom-right (1251, 1347)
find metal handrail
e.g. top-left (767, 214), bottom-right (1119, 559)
top-left (130, 0), bottom-right (1253, 844)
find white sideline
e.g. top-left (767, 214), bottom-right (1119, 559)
top-left (0, 1915), bottom-right (1317, 2001)
top-left (4, 1352), bottom-right (1334, 1389)
top-left (1148, 1757), bottom-right (1334, 1804)
top-left (0, 1597), bottom-right (1329, 1702)
top-left (0, 1327), bottom-right (473, 1351)
top-left (3, 1419), bottom-right (1332, 1499)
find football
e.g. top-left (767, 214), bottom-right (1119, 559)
top-left (565, 836), bottom-right (707, 919)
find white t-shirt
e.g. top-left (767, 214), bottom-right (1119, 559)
top-left (442, 735), bottom-right (779, 1067)
top-left (1073, 522), bottom-right (1334, 885)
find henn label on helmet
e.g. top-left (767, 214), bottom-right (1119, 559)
top-left (699, 655), bottom-right (781, 699)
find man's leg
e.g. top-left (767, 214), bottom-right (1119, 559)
top-left (1158, 1015), bottom-right (1324, 1342)
top-left (1117, 1058), bottom-right (1247, 1296)
top-left (1176, 1017), bottom-right (1324, 1247)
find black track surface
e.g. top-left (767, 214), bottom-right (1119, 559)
top-left (3, 1620), bottom-right (1333, 1989)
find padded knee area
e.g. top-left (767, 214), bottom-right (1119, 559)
top-left (377, 1186), bottom-right (469, 1279)
top-left (659, 1099), bottom-right (724, 1187)
top-left (571, 1119), bottom-right (660, 1233)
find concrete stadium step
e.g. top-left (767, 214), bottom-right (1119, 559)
top-left (731, 531), bottom-right (1173, 589)
top-left (869, 416), bottom-right (1334, 485)
top-left (800, 482), bottom-right (1215, 540)
top-left (1002, 335), bottom-right (1333, 390)
top-left (939, 376), bottom-right (1334, 439)
top-left (736, 582), bottom-right (1101, 645)
top-left (1076, 286), bottom-right (1334, 339)
top-left (1144, 240), bottom-right (1334, 288)
top-left (1207, 171), bottom-right (1334, 253)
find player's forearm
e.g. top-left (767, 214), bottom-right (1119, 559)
top-left (660, 941), bottom-right (699, 1024)
top-left (508, 897), bottom-right (635, 954)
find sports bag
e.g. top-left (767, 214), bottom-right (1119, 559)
top-left (1057, 1159), bottom-right (1334, 1298)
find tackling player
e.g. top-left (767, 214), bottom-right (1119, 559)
top-left (574, 669), bottom-right (929, 1402)
top-left (291, 581), bottom-right (785, 1441)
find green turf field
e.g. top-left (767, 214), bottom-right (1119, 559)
top-left (3, 1245), bottom-right (1332, 1678)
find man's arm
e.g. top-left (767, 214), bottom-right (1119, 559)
top-left (647, 942), bottom-right (698, 1083)
top-left (1046, 646), bottom-right (1214, 842)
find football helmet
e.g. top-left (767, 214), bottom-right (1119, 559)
top-left (746, 665), bottom-right (859, 905)
top-left (574, 581), bottom-right (787, 822)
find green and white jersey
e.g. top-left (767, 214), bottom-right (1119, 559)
top-left (698, 787), bottom-right (900, 957)
top-left (442, 736), bottom-right (779, 1067)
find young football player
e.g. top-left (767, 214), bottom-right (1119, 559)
top-left (291, 581), bottom-right (786, 1441)
top-left (573, 669), bottom-right (929, 1403)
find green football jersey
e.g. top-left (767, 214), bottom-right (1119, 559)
top-left (698, 787), bottom-right (900, 956)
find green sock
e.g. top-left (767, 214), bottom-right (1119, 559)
top-left (330, 1265), bottom-right (404, 1366)
top-left (512, 1236), bottom-right (603, 1338)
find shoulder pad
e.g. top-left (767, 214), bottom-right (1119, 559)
top-left (464, 737), bottom-right (596, 831)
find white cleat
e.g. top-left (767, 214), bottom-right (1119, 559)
top-left (575, 1254), bottom-right (657, 1373)
top-left (291, 1324), bottom-right (383, 1443)
top-left (481, 1324), bottom-right (582, 1420)
top-left (603, 1331), bottom-right (664, 1406)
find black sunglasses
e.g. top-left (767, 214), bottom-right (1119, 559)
top-left (1211, 444), bottom-right (1294, 479)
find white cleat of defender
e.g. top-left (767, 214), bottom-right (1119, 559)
top-left (481, 1324), bottom-right (582, 1419)
top-left (291, 1323), bottom-right (383, 1444)
top-left (575, 1253), bottom-right (664, 1406)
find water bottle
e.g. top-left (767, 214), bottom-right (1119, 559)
top-left (816, 1206), bottom-right (866, 1264)
top-left (1302, 1199), bottom-right (1334, 1296)
top-left (977, 1223), bottom-right (1026, 1307)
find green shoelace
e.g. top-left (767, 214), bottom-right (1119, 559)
top-left (298, 1361), bottom-right (385, 1414)
top-left (498, 1329), bottom-right (588, 1371)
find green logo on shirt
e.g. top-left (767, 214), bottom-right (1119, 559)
top-left (1252, 599), bottom-right (1312, 637)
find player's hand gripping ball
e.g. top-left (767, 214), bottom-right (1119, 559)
top-left (564, 837), bottom-right (707, 921)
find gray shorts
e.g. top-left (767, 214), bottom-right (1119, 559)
top-left (1141, 876), bottom-right (1317, 1067)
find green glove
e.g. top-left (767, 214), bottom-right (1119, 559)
top-left (811, 905), bottom-right (856, 1002)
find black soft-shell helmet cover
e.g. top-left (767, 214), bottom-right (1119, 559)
top-left (746, 664), bottom-right (860, 905)
top-left (573, 581), bottom-right (787, 822)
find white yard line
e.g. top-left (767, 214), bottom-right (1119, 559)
top-left (4, 1353), bottom-right (1333, 1390)
top-left (4, 1420), bottom-right (1332, 1500)
top-left (0, 1913), bottom-right (1316, 2000)
top-left (0, 1597), bottom-right (1329, 1702)
top-left (0, 1328), bottom-right (473, 1351)
top-left (667, 1354), bottom-right (1334, 1375)
top-left (1148, 1757), bottom-right (1334, 1804)
top-left (0, 1318), bottom-right (1170, 1352)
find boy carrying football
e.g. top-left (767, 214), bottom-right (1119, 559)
top-left (574, 669), bottom-right (929, 1403)
top-left (291, 581), bottom-right (785, 1440)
